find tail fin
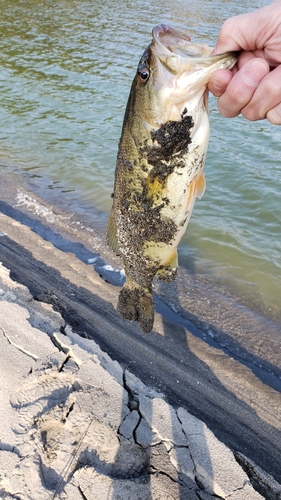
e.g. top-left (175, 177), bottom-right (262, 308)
top-left (117, 281), bottom-right (154, 333)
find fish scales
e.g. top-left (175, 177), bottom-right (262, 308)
top-left (107, 24), bottom-right (237, 333)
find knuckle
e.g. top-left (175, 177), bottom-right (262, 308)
top-left (264, 79), bottom-right (281, 98)
top-left (241, 107), bottom-right (262, 122)
top-left (217, 99), bottom-right (237, 118)
top-left (230, 75), bottom-right (255, 106)
top-left (210, 86), bottom-right (223, 98)
top-left (221, 17), bottom-right (235, 33)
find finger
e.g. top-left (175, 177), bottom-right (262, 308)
top-left (214, 4), bottom-right (280, 54)
top-left (241, 65), bottom-right (281, 121)
top-left (236, 50), bottom-right (257, 70)
top-left (215, 15), bottom-right (250, 53)
top-left (217, 58), bottom-right (269, 118)
top-left (208, 69), bottom-right (233, 97)
top-left (208, 51), bottom-right (256, 97)
top-left (266, 103), bottom-right (281, 125)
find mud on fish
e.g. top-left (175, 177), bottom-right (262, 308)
top-left (107, 24), bottom-right (237, 333)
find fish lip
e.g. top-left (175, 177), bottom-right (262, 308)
top-left (152, 24), bottom-right (191, 45)
top-left (152, 24), bottom-right (209, 62)
top-left (151, 24), bottom-right (237, 68)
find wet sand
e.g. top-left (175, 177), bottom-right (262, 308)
top-left (0, 186), bottom-right (281, 499)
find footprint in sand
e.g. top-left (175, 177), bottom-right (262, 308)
top-left (9, 357), bottom-right (150, 498)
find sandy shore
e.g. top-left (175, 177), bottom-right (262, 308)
top-left (0, 260), bottom-right (264, 500)
top-left (0, 195), bottom-right (281, 499)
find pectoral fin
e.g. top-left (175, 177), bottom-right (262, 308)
top-left (195, 172), bottom-right (206, 199)
top-left (185, 172), bottom-right (206, 214)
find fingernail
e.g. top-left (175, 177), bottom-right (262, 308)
top-left (243, 60), bottom-right (269, 86)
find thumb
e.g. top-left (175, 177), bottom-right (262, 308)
top-left (215, 12), bottom-right (260, 54)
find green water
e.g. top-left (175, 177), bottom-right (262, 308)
top-left (0, 0), bottom-right (280, 321)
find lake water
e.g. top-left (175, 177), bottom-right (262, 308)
top-left (0, 0), bottom-right (280, 324)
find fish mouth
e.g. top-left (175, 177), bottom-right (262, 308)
top-left (151, 24), bottom-right (237, 84)
top-left (152, 24), bottom-right (212, 64)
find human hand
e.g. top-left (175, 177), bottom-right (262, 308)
top-left (208, 1), bottom-right (281, 124)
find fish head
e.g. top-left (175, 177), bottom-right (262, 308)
top-left (134, 24), bottom-right (237, 128)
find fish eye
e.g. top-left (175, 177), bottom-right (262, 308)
top-left (137, 67), bottom-right (150, 84)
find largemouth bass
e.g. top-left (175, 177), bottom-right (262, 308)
top-left (107, 24), bottom-right (237, 333)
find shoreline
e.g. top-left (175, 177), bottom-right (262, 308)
top-left (1, 169), bottom-right (281, 388)
top-left (2, 164), bottom-right (281, 327)
top-left (0, 184), bottom-right (281, 498)
top-left (0, 238), bottom-right (271, 499)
